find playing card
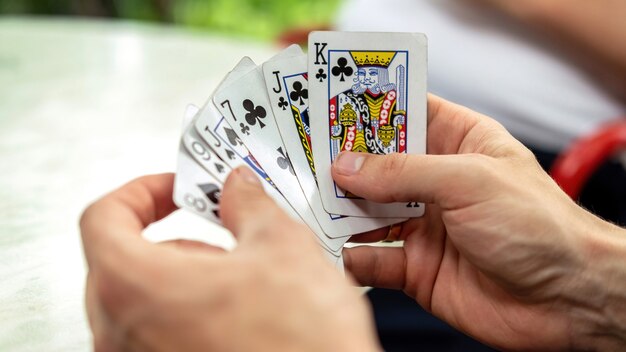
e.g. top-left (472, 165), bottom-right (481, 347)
top-left (308, 31), bottom-right (427, 217)
top-left (196, 96), bottom-right (304, 220)
top-left (173, 105), bottom-right (222, 224)
top-left (263, 54), bottom-right (404, 237)
top-left (213, 52), bottom-right (348, 253)
top-left (189, 54), bottom-right (342, 253)
top-left (175, 106), bottom-right (341, 258)
top-left (194, 56), bottom-right (257, 165)
top-left (194, 57), bottom-right (304, 219)
top-left (182, 126), bottom-right (231, 183)
top-left (190, 57), bottom-right (304, 224)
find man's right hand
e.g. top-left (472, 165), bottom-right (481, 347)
top-left (334, 94), bottom-right (626, 351)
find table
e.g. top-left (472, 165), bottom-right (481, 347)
top-left (0, 17), bottom-right (278, 351)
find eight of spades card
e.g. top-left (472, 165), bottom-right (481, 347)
top-left (173, 105), bottom-right (222, 224)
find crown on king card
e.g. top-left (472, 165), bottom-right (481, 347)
top-left (350, 51), bottom-right (395, 67)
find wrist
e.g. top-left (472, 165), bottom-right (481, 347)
top-left (564, 212), bottom-right (626, 350)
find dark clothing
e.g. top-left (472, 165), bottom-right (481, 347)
top-left (533, 147), bottom-right (626, 227)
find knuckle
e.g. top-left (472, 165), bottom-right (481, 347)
top-left (517, 145), bottom-right (538, 164)
top-left (380, 153), bottom-right (409, 177)
top-left (79, 202), bottom-right (99, 233)
top-left (467, 153), bottom-right (495, 177)
top-left (79, 201), bottom-right (109, 249)
top-left (465, 154), bottom-right (509, 191)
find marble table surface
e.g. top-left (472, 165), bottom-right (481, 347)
top-left (0, 17), bottom-right (279, 351)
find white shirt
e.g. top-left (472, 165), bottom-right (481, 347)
top-left (335, 0), bottom-right (625, 151)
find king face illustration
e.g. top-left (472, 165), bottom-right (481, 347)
top-left (329, 51), bottom-right (408, 157)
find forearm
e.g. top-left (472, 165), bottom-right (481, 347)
top-left (566, 214), bottom-right (626, 350)
top-left (488, 0), bottom-right (626, 100)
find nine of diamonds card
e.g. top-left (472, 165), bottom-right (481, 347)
top-left (308, 31), bottom-right (427, 218)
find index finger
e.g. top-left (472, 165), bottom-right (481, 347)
top-left (79, 173), bottom-right (178, 267)
top-left (425, 94), bottom-right (510, 155)
top-left (220, 167), bottom-right (318, 249)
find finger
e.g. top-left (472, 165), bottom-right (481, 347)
top-left (220, 166), bottom-right (310, 246)
top-left (80, 173), bottom-right (177, 266)
top-left (348, 221), bottom-right (413, 243)
top-left (332, 152), bottom-right (488, 207)
top-left (425, 94), bottom-right (506, 155)
top-left (343, 246), bottom-right (407, 289)
top-left (158, 239), bottom-right (227, 254)
top-left (348, 227), bottom-right (390, 243)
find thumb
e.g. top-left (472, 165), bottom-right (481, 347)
top-left (220, 166), bottom-right (303, 245)
top-left (331, 152), bottom-right (487, 207)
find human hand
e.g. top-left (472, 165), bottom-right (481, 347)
top-left (80, 169), bottom-right (379, 352)
top-left (334, 95), bottom-right (626, 350)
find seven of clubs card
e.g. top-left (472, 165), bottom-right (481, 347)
top-left (173, 32), bottom-right (428, 268)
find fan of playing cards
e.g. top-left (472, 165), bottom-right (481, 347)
top-left (173, 32), bottom-right (428, 269)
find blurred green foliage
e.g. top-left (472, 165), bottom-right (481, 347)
top-left (0, 0), bottom-right (73, 14)
top-left (0, 0), bottom-right (341, 40)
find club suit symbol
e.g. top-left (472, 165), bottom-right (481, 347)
top-left (315, 68), bottom-right (327, 82)
top-left (276, 147), bottom-right (295, 176)
top-left (277, 97), bottom-right (288, 110)
top-left (331, 57), bottom-right (353, 82)
top-left (242, 99), bottom-right (267, 128)
top-left (289, 81), bottom-right (308, 106)
top-left (240, 123), bottom-right (250, 135)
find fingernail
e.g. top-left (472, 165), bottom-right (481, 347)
top-left (333, 152), bottom-right (365, 176)
top-left (236, 167), bottom-right (261, 186)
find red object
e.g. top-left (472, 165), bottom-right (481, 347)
top-left (276, 25), bottom-right (330, 47)
top-left (550, 120), bottom-right (626, 199)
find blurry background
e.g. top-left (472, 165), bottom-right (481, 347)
top-left (1, 1), bottom-right (341, 351)
top-left (3, 1), bottom-right (623, 351)
top-left (0, 0), bottom-right (339, 40)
